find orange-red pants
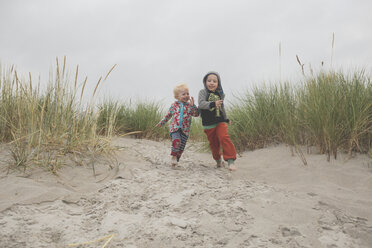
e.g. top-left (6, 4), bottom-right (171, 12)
top-left (204, 122), bottom-right (236, 161)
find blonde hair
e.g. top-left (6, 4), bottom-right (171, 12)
top-left (173, 83), bottom-right (189, 99)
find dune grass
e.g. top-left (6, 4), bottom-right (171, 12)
top-left (0, 57), bottom-right (205, 173)
top-left (97, 99), bottom-right (169, 139)
top-left (228, 69), bottom-right (372, 162)
top-left (2, 58), bottom-right (371, 171)
top-left (97, 99), bottom-right (206, 142)
top-left (0, 58), bottom-right (115, 172)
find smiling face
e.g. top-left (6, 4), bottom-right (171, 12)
top-left (177, 88), bottom-right (190, 103)
top-left (205, 74), bottom-right (219, 92)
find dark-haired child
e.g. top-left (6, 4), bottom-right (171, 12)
top-left (198, 72), bottom-right (237, 171)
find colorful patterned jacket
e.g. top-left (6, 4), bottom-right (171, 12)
top-left (158, 101), bottom-right (199, 136)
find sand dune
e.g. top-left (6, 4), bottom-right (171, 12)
top-left (1, 137), bottom-right (372, 247)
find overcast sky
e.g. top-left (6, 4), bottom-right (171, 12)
top-left (1, 0), bottom-right (372, 104)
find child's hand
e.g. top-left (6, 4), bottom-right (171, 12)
top-left (216, 100), bottom-right (223, 108)
top-left (190, 96), bottom-right (195, 106)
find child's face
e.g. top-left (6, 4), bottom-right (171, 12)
top-left (206, 74), bottom-right (218, 92)
top-left (177, 89), bottom-right (190, 103)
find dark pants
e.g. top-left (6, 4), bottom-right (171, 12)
top-left (170, 129), bottom-right (188, 161)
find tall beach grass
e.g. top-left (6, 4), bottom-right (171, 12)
top-left (2, 58), bottom-right (371, 170)
top-left (0, 58), bottom-right (116, 172)
top-left (97, 99), bottom-right (168, 139)
top-left (97, 99), bottom-right (206, 141)
top-left (228, 69), bottom-right (372, 162)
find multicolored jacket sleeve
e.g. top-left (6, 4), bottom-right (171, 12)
top-left (158, 103), bottom-right (176, 126)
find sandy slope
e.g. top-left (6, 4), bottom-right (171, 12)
top-left (0, 137), bottom-right (372, 248)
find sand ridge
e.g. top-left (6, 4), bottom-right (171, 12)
top-left (0, 137), bottom-right (372, 247)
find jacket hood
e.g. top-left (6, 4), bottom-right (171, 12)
top-left (203, 71), bottom-right (224, 95)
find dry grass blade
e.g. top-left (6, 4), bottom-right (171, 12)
top-left (119, 131), bottom-right (143, 137)
top-left (68, 234), bottom-right (116, 247)
top-left (74, 65), bottom-right (79, 90)
top-left (296, 55), bottom-right (305, 76)
top-left (93, 77), bottom-right (102, 97)
top-left (331, 32), bottom-right (335, 68)
top-left (296, 54), bottom-right (302, 66)
top-left (104, 64), bottom-right (117, 81)
top-left (80, 76), bottom-right (88, 101)
top-left (62, 56), bottom-right (66, 77)
top-left (56, 57), bottom-right (60, 80)
top-left (29, 72), bottom-right (32, 95)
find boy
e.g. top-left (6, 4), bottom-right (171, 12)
top-left (198, 72), bottom-right (237, 171)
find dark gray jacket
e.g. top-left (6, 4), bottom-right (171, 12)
top-left (198, 71), bottom-right (229, 126)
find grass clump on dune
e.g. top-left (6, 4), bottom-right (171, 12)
top-left (0, 58), bottom-right (116, 172)
top-left (228, 69), bottom-right (372, 162)
top-left (97, 99), bottom-right (169, 140)
top-left (298, 70), bottom-right (372, 160)
top-left (97, 99), bottom-right (206, 141)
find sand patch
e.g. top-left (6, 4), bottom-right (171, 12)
top-left (1, 137), bottom-right (371, 247)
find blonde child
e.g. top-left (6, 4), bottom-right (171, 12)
top-left (198, 71), bottom-right (237, 171)
top-left (157, 84), bottom-right (199, 167)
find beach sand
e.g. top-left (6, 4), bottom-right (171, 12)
top-left (0, 137), bottom-right (372, 247)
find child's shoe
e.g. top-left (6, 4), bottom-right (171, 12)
top-left (216, 159), bottom-right (222, 168)
top-left (227, 159), bottom-right (237, 171)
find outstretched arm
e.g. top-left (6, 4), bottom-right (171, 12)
top-left (157, 104), bottom-right (175, 126)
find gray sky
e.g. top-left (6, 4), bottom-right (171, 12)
top-left (1, 0), bottom-right (372, 104)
